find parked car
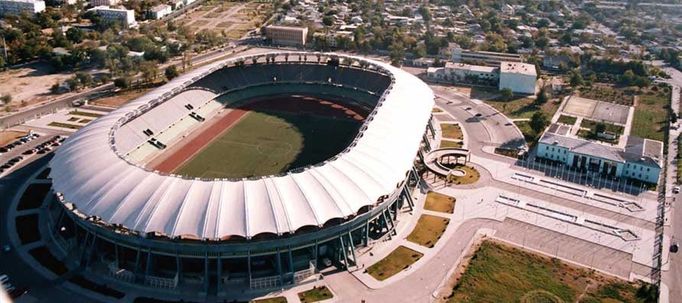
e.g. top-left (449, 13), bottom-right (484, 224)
top-left (671, 242), bottom-right (679, 253)
top-left (673, 186), bottom-right (680, 194)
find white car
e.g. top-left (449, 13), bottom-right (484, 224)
top-left (673, 186), bottom-right (680, 194)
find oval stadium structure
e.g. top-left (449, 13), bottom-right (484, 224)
top-left (45, 52), bottom-right (435, 295)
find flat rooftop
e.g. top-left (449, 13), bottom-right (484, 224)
top-left (499, 62), bottom-right (537, 76)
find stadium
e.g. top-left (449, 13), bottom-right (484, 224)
top-left (44, 51), bottom-right (435, 295)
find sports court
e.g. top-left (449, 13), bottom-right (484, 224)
top-left (155, 95), bottom-right (368, 179)
top-left (561, 96), bottom-right (630, 125)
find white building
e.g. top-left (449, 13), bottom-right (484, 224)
top-left (498, 61), bottom-right (537, 94)
top-left (89, 0), bottom-right (118, 7)
top-left (0, 0), bottom-right (45, 16)
top-left (537, 125), bottom-right (663, 184)
top-left (427, 62), bottom-right (498, 84)
top-left (88, 6), bottom-right (136, 28)
top-left (149, 4), bottom-right (171, 19)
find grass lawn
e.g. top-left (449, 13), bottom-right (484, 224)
top-left (441, 123), bottom-right (463, 140)
top-left (443, 164), bottom-right (480, 185)
top-left (48, 121), bottom-right (82, 130)
top-left (252, 297), bottom-right (287, 303)
top-left (407, 215), bottom-right (450, 248)
top-left (297, 286), bottom-right (333, 303)
top-left (515, 121), bottom-right (541, 144)
top-left (448, 241), bottom-right (650, 303)
top-left (424, 192), bottom-right (456, 213)
top-left (557, 114), bottom-right (577, 125)
top-left (175, 110), bottom-right (361, 179)
top-left (577, 119), bottom-right (624, 143)
top-left (632, 93), bottom-right (669, 142)
top-left (440, 140), bottom-right (463, 148)
top-left (484, 97), bottom-right (560, 120)
top-left (367, 246), bottom-right (423, 281)
top-left (69, 110), bottom-right (103, 118)
top-left (579, 85), bottom-right (634, 105)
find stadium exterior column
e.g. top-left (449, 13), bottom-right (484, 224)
top-left (363, 220), bottom-right (369, 247)
top-left (339, 236), bottom-right (349, 269)
top-left (347, 232), bottom-right (357, 267)
top-left (247, 251), bottom-right (252, 286)
top-left (287, 247), bottom-right (294, 276)
top-left (133, 247), bottom-right (142, 282)
top-left (276, 249), bottom-right (284, 286)
top-left (204, 252), bottom-right (209, 294)
top-left (145, 249), bottom-right (152, 279)
top-left (312, 241), bottom-right (319, 271)
top-left (114, 244), bottom-right (119, 268)
top-left (216, 254), bottom-right (222, 294)
top-left (175, 254), bottom-right (183, 285)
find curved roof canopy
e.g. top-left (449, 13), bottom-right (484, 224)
top-left (49, 52), bottom-right (434, 240)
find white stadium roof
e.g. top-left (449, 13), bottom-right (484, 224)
top-left (49, 52), bottom-right (434, 240)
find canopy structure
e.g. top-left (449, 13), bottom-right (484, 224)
top-left (49, 52), bottom-right (434, 240)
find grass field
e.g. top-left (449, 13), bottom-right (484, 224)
top-left (448, 241), bottom-right (651, 303)
top-left (632, 93), bottom-right (669, 142)
top-left (367, 246), bottom-right (423, 281)
top-left (557, 114), bottom-right (577, 125)
top-left (298, 286), bottom-right (333, 303)
top-left (48, 121), bottom-right (82, 130)
top-left (440, 140), bottom-right (463, 148)
top-left (443, 164), bottom-right (480, 185)
top-left (406, 215), bottom-right (450, 248)
top-left (424, 192), bottom-right (456, 213)
top-left (441, 123), bottom-right (463, 140)
top-left (252, 297), bottom-right (287, 303)
top-left (484, 97), bottom-right (560, 120)
top-left (175, 110), bottom-right (361, 179)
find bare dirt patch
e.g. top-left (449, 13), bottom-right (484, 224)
top-left (0, 130), bottom-right (27, 145)
top-left (90, 89), bottom-right (150, 108)
top-left (0, 62), bottom-right (73, 113)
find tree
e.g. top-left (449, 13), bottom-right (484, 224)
top-left (165, 65), bottom-right (179, 80)
top-left (535, 88), bottom-right (549, 104)
top-left (389, 41), bottom-right (404, 67)
top-left (530, 112), bottom-right (548, 134)
top-left (0, 94), bottom-right (11, 104)
top-left (75, 72), bottom-right (93, 87)
top-left (114, 77), bottom-right (131, 89)
top-left (322, 16), bottom-right (334, 26)
top-left (66, 27), bottom-right (84, 44)
top-left (595, 122), bottom-right (606, 135)
top-left (500, 88), bottom-right (513, 101)
top-left (570, 70), bottom-right (584, 87)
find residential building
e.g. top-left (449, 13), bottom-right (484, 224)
top-left (0, 0), bottom-right (45, 16)
top-left (498, 61), bottom-right (537, 94)
top-left (451, 47), bottom-right (523, 66)
top-left (88, 6), bottom-right (136, 28)
top-left (149, 4), bottom-right (171, 19)
top-left (89, 0), bottom-right (118, 7)
top-left (170, 0), bottom-right (183, 10)
top-left (265, 25), bottom-right (308, 46)
top-left (537, 124), bottom-right (663, 183)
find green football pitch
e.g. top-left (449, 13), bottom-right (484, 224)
top-left (174, 110), bottom-right (362, 179)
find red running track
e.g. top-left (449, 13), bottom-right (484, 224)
top-left (152, 108), bottom-right (248, 173)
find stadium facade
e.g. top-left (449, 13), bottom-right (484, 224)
top-left (45, 52), bottom-right (436, 295)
